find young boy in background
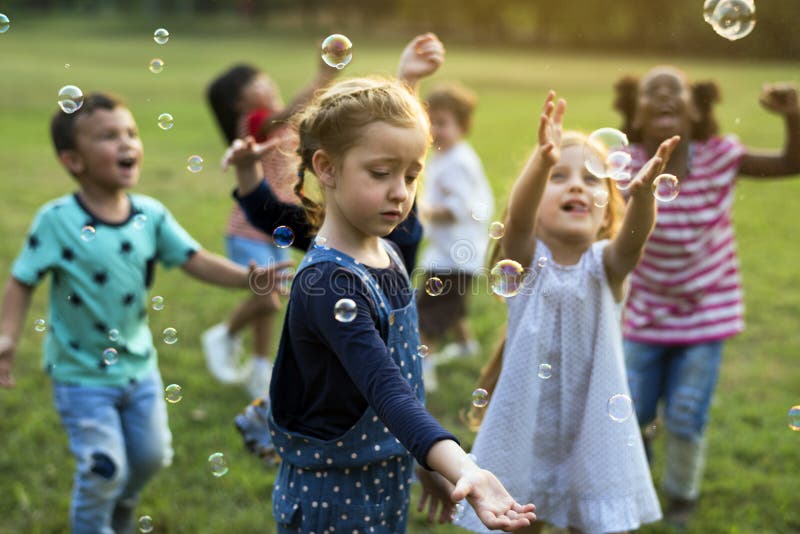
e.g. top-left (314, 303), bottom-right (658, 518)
top-left (0, 93), bottom-right (287, 534)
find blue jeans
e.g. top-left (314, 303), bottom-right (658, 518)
top-left (623, 340), bottom-right (723, 440)
top-left (225, 235), bottom-right (289, 267)
top-left (53, 370), bottom-right (173, 534)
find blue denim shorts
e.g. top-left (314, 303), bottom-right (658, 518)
top-left (225, 235), bottom-right (289, 268)
top-left (623, 340), bottom-right (723, 440)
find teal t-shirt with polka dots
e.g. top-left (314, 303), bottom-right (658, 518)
top-left (12, 193), bottom-right (200, 386)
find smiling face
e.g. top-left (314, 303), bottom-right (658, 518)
top-left (537, 144), bottom-right (609, 246)
top-left (634, 66), bottom-right (698, 143)
top-left (323, 120), bottom-right (428, 240)
top-left (61, 107), bottom-right (143, 193)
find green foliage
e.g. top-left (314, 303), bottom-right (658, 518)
top-left (0, 15), bottom-right (799, 534)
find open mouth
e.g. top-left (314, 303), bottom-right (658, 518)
top-left (118, 157), bottom-right (137, 169)
top-left (562, 200), bottom-right (589, 214)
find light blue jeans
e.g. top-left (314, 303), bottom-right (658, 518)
top-left (53, 370), bottom-right (173, 534)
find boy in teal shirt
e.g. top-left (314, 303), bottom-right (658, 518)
top-left (0, 92), bottom-right (287, 533)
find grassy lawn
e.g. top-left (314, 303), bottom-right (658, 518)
top-left (0, 14), bottom-right (798, 534)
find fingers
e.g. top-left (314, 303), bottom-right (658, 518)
top-left (553, 98), bottom-right (567, 126)
top-left (450, 478), bottom-right (470, 503)
top-left (417, 490), bottom-right (429, 513)
top-left (269, 260), bottom-right (295, 272)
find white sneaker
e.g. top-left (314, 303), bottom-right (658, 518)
top-left (202, 323), bottom-right (243, 384)
top-left (245, 357), bottom-right (273, 399)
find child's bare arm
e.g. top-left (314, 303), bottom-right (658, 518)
top-left (0, 277), bottom-right (35, 388)
top-left (603, 136), bottom-right (680, 299)
top-left (397, 33), bottom-right (445, 94)
top-left (739, 83), bottom-right (800, 177)
top-left (222, 136), bottom-right (282, 195)
top-left (503, 91), bottom-right (565, 267)
top-left (182, 249), bottom-right (292, 290)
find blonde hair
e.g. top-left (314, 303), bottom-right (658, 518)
top-left (467, 130), bottom-right (625, 431)
top-left (292, 77), bottom-right (431, 232)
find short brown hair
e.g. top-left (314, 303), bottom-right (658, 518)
top-left (50, 92), bottom-right (125, 154)
top-left (425, 82), bottom-right (477, 134)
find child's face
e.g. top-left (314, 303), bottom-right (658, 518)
top-left (239, 74), bottom-right (282, 114)
top-left (428, 108), bottom-right (464, 152)
top-left (537, 145), bottom-right (608, 244)
top-left (634, 67), bottom-right (697, 142)
top-left (326, 121), bottom-right (428, 239)
top-left (63, 107), bottom-right (143, 192)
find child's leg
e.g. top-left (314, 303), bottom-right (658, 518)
top-left (53, 382), bottom-right (130, 534)
top-left (115, 371), bottom-right (173, 533)
top-left (226, 292), bottom-right (279, 336)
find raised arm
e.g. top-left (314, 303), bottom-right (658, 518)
top-left (603, 135), bottom-right (680, 300)
top-left (397, 33), bottom-right (445, 95)
top-left (502, 91), bottom-right (565, 267)
top-left (739, 82), bottom-right (800, 177)
top-left (0, 277), bottom-right (35, 388)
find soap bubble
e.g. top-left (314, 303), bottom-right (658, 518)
top-left (153, 28), bottom-right (169, 44)
top-left (165, 384), bottom-right (183, 403)
top-left (584, 128), bottom-right (630, 178)
top-left (537, 256), bottom-right (548, 269)
top-left (607, 394), bottom-right (633, 422)
top-left (313, 236), bottom-right (328, 249)
top-left (0, 14), bottom-right (10, 33)
top-left (537, 363), bottom-right (552, 380)
top-left (108, 329), bottom-right (120, 342)
top-left (425, 276), bottom-right (444, 296)
top-left (138, 515), bottom-right (154, 533)
top-left (157, 113), bottom-right (174, 130)
top-left (151, 296), bottom-right (164, 311)
top-left (208, 452), bottom-right (228, 477)
top-left (321, 34), bottom-right (353, 69)
top-left (470, 202), bottom-right (491, 222)
top-left (58, 85), bottom-right (84, 114)
top-left (471, 388), bottom-right (489, 408)
top-left (334, 298), bottom-right (357, 323)
top-left (653, 174), bottom-right (680, 202)
top-left (488, 221), bottom-right (505, 240)
top-left (186, 155), bottom-right (203, 173)
top-left (703, 0), bottom-right (721, 23)
top-left (133, 213), bottom-right (147, 229)
top-left (593, 189), bottom-right (610, 208)
top-left (709, 0), bottom-right (756, 41)
top-left (34, 318), bottom-right (48, 333)
top-left (162, 327), bottom-right (178, 345)
top-left (148, 58), bottom-right (164, 74)
top-left (788, 405), bottom-right (800, 431)
top-left (103, 348), bottom-right (119, 366)
top-left (80, 225), bottom-right (96, 242)
top-left (490, 259), bottom-right (524, 298)
top-left (417, 345), bottom-right (430, 358)
top-left (272, 226), bottom-right (294, 248)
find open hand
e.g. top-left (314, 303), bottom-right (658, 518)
top-left (759, 82), bottom-right (799, 116)
top-left (626, 135), bottom-right (681, 200)
top-left (452, 467), bottom-right (537, 531)
top-left (397, 33), bottom-right (445, 86)
top-left (0, 335), bottom-right (16, 388)
top-left (247, 260), bottom-right (295, 297)
top-left (416, 465), bottom-right (457, 524)
top-left (221, 136), bottom-right (282, 172)
top-left (536, 90), bottom-right (566, 168)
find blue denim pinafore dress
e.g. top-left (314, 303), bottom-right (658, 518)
top-left (269, 240), bottom-right (425, 533)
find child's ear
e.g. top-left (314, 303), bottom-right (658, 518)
top-left (59, 150), bottom-right (85, 176)
top-left (312, 149), bottom-right (336, 188)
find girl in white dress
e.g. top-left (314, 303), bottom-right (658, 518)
top-left (453, 91), bottom-right (679, 533)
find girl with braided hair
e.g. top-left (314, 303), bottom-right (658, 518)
top-left (612, 65), bottom-right (800, 527)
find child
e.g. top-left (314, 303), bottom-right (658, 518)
top-left (226, 77), bottom-right (538, 532)
top-left (452, 91), bottom-right (678, 533)
top-left (418, 82), bottom-right (493, 387)
top-left (204, 59), bottom-right (337, 398)
top-left (0, 93), bottom-right (288, 533)
top-left (612, 66), bottom-right (800, 526)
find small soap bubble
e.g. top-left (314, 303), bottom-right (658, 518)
top-left (606, 151), bottom-right (633, 178)
top-left (208, 452), bottom-right (228, 477)
top-left (148, 58), bottom-right (164, 74)
top-left (153, 28), bottom-right (169, 44)
top-left (425, 276), bottom-right (444, 296)
top-left (64, 63), bottom-right (71, 69)
top-left (593, 189), bottom-right (610, 208)
top-left (450, 500), bottom-right (466, 522)
top-left (537, 363), bottom-right (552, 380)
top-left (80, 225), bottom-right (96, 242)
top-left (488, 221), bottom-right (505, 240)
top-left (157, 113), bottom-right (174, 130)
top-left (490, 259), bottom-right (524, 298)
top-left (162, 327), bottom-right (178, 345)
top-left (417, 345), bottom-right (430, 358)
top-left (272, 226), bottom-right (295, 248)
top-left (34, 318), bottom-right (48, 333)
top-left (788, 405), bottom-right (800, 431)
top-left (334, 298), bottom-right (357, 323)
top-left (133, 213), bottom-right (147, 229)
top-left (613, 171), bottom-right (633, 191)
top-left (186, 155), bottom-right (203, 173)
top-left (313, 236), bottom-right (328, 249)
top-left (0, 13), bottom-right (10, 33)
top-left (537, 256), bottom-right (548, 269)
top-left (151, 296), bottom-right (164, 311)
top-left (58, 85), bottom-right (84, 114)
top-left (165, 384), bottom-right (183, 403)
top-left (138, 515), bottom-right (154, 533)
top-left (653, 174), bottom-right (680, 202)
top-left (607, 393), bottom-right (633, 422)
top-left (584, 128), bottom-right (630, 178)
top-left (103, 348), bottom-right (119, 366)
top-left (108, 329), bottom-right (120, 342)
top-left (321, 34), bottom-right (353, 69)
top-left (710, 0), bottom-right (756, 41)
top-left (470, 202), bottom-right (491, 222)
top-left (471, 388), bottom-right (489, 408)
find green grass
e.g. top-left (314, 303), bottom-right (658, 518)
top-left (1, 14), bottom-right (799, 534)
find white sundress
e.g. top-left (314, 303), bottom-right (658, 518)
top-left (456, 240), bottom-right (662, 534)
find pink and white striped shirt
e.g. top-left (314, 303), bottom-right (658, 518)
top-left (623, 135), bottom-right (746, 345)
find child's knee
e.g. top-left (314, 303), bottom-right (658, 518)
top-left (664, 385), bottom-right (709, 440)
top-left (79, 450), bottom-right (129, 497)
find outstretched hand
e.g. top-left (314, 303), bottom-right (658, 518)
top-left (453, 467), bottom-right (537, 531)
top-left (535, 90), bottom-right (566, 167)
top-left (221, 136), bottom-right (282, 172)
top-left (416, 466), bottom-right (457, 524)
top-left (0, 335), bottom-right (16, 389)
top-left (247, 260), bottom-right (295, 298)
top-left (626, 135), bottom-right (681, 200)
top-left (397, 33), bottom-right (445, 87)
top-left (759, 82), bottom-right (799, 116)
